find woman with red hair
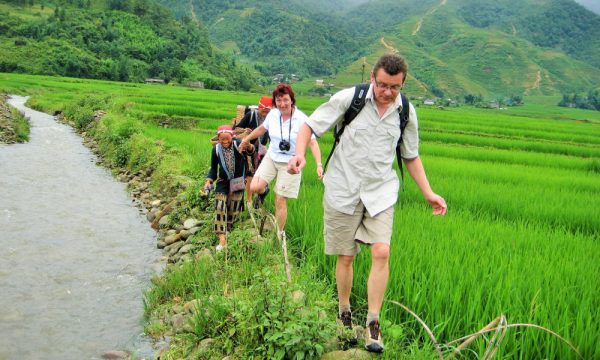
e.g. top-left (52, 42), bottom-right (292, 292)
top-left (240, 84), bottom-right (322, 240)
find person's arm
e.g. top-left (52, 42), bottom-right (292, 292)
top-left (403, 156), bottom-right (447, 215)
top-left (308, 137), bottom-right (323, 179)
top-left (235, 139), bottom-right (254, 155)
top-left (234, 111), bottom-right (250, 130)
top-left (240, 124), bottom-right (267, 151)
top-left (205, 147), bottom-right (218, 190)
top-left (288, 123), bottom-right (314, 174)
top-left (288, 87), bottom-right (354, 174)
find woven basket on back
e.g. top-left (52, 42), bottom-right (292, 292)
top-left (210, 105), bottom-right (254, 144)
top-left (210, 128), bottom-right (248, 145)
top-left (231, 105), bottom-right (247, 127)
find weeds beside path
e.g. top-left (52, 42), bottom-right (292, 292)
top-left (0, 94), bottom-right (30, 143)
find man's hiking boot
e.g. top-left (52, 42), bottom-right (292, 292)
top-left (364, 320), bottom-right (384, 353)
top-left (337, 311), bottom-right (358, 346)
top-left (253, 184), bottom-right (269, 209)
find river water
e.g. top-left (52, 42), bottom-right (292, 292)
top-left (0, 96), bottom-right (160, 360)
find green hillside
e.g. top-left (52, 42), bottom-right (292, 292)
top-left (1, 0), bottom-right (599, 97)
top-left (0, 0), bottom-right (257, 89)
top-left (158, 0), bottom-right (600, 98)
top-left (355, 3), bottom-right (600, 98)
top-left (158, 0), bottom-right (363, 79)
top-left (456, 0), bottom-right (600, 69)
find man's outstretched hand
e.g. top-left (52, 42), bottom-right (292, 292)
top-left (427, 193), bottom-right (447, 216)
top-left (288, 155), bottom-right (306, 175)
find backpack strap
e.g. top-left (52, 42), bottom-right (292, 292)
top-left (323, 87), bottom-right (411, 183)
top-left (323, 83), bottom-right (370, 170)
top-left (251, 110), bottom-right (258, 128)
top-left (396, 93), bottom-right (410, 182)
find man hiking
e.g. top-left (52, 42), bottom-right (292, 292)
top-left (288, 53), bottom-right (447, 353)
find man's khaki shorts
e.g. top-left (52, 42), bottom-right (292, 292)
top-left (254, 153), bottom-right (301, 199)
top-left (323, 199), bottom-right (394, 256)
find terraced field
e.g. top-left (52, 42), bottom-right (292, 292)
top-left (1, 72), bottom-right (598, 359)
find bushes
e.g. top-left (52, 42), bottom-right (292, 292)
top-left (144, 233), bottom-right (339, 359)
top-left (0, 100), bottom-right (30, 143)
top-left (233, 270), bottom-right (335, 359)
top-left (63, 95), bottom-right (110, 130)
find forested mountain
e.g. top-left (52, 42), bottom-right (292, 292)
top-left (159, 0), bottom-right (600, 97)
top-left (1, 0), bottom-right (599, 97)
top-left (0, 0), bottom-right (257, 89)
top-left (342, 0), bottom-right (600, 97)
top-left (157, 0), bottom-right (364, 78)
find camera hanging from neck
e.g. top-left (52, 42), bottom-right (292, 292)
top-left (279, 107), bottom-right (293, 152)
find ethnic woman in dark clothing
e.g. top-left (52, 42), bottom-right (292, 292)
top-left (204, 125), bottom-right (255, 251)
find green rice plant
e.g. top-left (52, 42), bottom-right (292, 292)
top-left (142, 126), bottom-right (211, 178)
top-left (287, 101), bottom-right (599, 358)
top-left (132, 103), bottom-right (233, 120)
top-left (419, 107), bottom-right (600, 138)
top-left (421, 143), bottom-right (598, 172)
top-left (423, 120), bottom-right (600, 145)
top-left (422, 131), bottom-right (600, 158)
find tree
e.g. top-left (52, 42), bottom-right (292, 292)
top-left (464, 94), bottom-right (482, 105)
top-left (117, 57), bottom-right (129, 82)
top-left (558, 90), bottom-right (600, 111)
top-left (509, 94), bottom-right (523, 106)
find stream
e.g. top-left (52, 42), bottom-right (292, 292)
top-left (0, 96), bottom-right (160, 360)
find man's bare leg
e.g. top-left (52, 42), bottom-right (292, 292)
top-left (336, 255), bottom-right (355, 308)
top-left (367, 243), bottom-right (390, 315)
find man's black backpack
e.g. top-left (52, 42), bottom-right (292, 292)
top-left (324, 83), bottom-right (411, 179)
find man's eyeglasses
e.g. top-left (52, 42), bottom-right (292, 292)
top-left (374, 78), bottom-right (402, 92)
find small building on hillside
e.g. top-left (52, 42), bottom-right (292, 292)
top-left (145, 78), bottom-right (165, 84)
top-left (423, 99), bottom-right (435, 106)
top-left (187, 81), bottom-right (205, 88)
top-left (315, 79), bottom-right (324, 87)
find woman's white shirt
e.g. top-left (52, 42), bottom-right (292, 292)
top-left (263, 107), bottom-right (314, 163)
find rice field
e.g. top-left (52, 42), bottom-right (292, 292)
top-left (290, 101), bottom-right (600, 359)
top-left (1, 72), bottom-right (599, 359)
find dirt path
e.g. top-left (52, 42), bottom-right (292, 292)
top-left (412, 0), bottom-right (447, 36)
top-left (380, 37), bottom-right (398, 53)
top-left (525, 70), bottom-right (541, 94)
top-left (188, 0), bottom-right (199, 23)
top-left (376, 40), bottom-right (428, 91)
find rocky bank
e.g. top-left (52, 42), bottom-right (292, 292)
top-left (0, 94), bottom-right (23, 144)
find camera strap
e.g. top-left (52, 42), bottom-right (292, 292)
top-left (279, 108), bottom-right (293, 151)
